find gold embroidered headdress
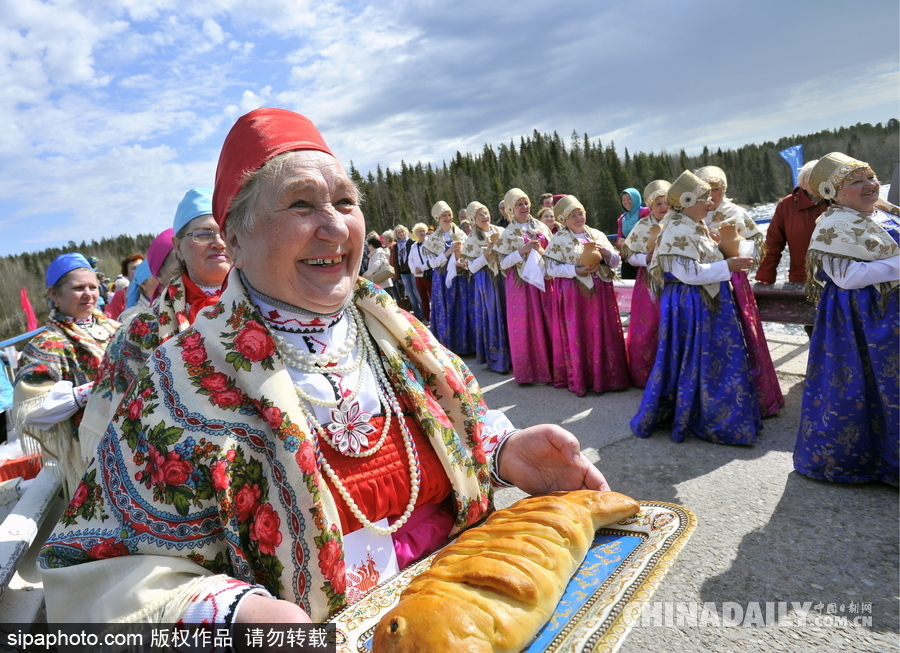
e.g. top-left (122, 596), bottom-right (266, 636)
top-left (643, 180), bottom-right (671, 207)
top-left (431, 201), bottom-right (452, 220)
top-left (695, 166), bottom-right (727, 191)
top-left (552, 195), bottom-right (585, 222)
top-left (807, 152), bottom-right (872, 203)
top-left (503, 188), bottom-right (529, 221)
top-left (465, 201), bottom-right (488, 222)
top-left (666, 171), bottom-right (710, 211)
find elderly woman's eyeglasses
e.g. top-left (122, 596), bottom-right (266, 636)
top-left (186, 230), bottom-right (224, 244)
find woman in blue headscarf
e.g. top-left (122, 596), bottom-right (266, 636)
top-left (616, 188), bottom-right (650, 280)
top-left (12, 253), bottom-right (119, 498)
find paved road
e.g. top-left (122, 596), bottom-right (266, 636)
top-left (476, 327), bottom-right (899, 653)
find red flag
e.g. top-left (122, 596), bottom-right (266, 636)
top-left (20, 287), bottom-right (37, 331)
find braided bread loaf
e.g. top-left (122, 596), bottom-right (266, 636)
top-left (372, 490), bottom-right (640, 653)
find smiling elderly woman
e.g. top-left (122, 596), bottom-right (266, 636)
top-left (13, 254), bottom-right (119, 499)
top-left (794, 152), bottom-right (899, 485)
top-left (39, 108), bottom-right (609, 624)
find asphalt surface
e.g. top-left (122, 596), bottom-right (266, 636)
top-left (477, 325), bottom-right (899, 653)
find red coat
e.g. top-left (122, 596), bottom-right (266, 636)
top-left (755, 187), bottom-right (828, 284)
top-left (104, 287), bottom-right (127, 320)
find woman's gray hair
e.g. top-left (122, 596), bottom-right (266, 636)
top-left (225, 151), bottom-right (363, 236)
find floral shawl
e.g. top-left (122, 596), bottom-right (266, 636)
top-left (80, 274), bottom-right (197, 461)
top-left (493, 218), bottom-right (554, 278)
top-left (461, 225), bottom-right (504, 275)
top-left (707, 200), bottom-right (766, 262)
top-left (40, 268), bottom-right (492, 623)
top-left (805, 205), bottom-right (900, 308)
top-left (423, 224), bottom-right (467, 266)
top-left (649, 212), bottom-right (724, 305)
top-left (621, 215), bottom-right (662, 260)
top-left (544, 226), bottom-right (616, 290)
top-left (12, 309), bottom-right (118, 499)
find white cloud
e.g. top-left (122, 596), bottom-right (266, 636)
top-left (1, 143), bottom-right (217, 252)
top-left (1, 0), bottom-right (128, 87)
top-left (0, 0), bottom-right (897, 257)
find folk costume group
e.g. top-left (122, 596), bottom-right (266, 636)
top-left (8, 102), bottom-right (895, 627)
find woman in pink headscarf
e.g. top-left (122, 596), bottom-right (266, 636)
top-left (115, 229), bottom-right (178, 325)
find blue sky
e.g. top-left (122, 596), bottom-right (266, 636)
top-left (1, 0), bottom-right (897, 256)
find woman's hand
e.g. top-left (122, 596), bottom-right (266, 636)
top-left (575, 264), bottom-right (598, 276)
top-left (598, 245), bottom-right (616, 263)
top-left (235, 594), bottom-right (312, 623)
top-left (727, 256), bottom-right (753, 272)
top-left (234, 595), bottom-right (315, 652)
top-left (497, 425), bottom-right (610, 494)
top-left (517, 240), bottom-right (538, 257)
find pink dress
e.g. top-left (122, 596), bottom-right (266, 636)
top-left (495, 220), bottom-right (557, 384)
top-left (621, 216), bottom-right (663, 387)
top-left (545, 228), bottom-right (631, 396)
top-left (706, 200), bottom-right (784, 416)
top-left (625, 265), bottom-right (660, 387)
top-left (731, 271), bottom-right (784, 416)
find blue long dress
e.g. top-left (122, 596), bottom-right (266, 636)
top-left (631, 275), bottom-right (762, 444)
top-left (794, 278), bottom-right (898, 484)
top-left (427, 229), bottom-right (474, 356)
top-left (470, 266), bottom-right (510, 373)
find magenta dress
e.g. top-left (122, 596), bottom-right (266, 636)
top-left (626, 266), bottom-right (661, 387)
top-left (552, 277), bottom-right (631, 396)
top-left (502, 233), bottom-right (556, 385)
top-left (731, 271), bottom-right (784, 416)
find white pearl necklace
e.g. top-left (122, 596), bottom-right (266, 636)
top-left (292, 361), bottom-right (367, 410)
top-left (273, 309), bottom-right (359, 372)
top-left (286, 306), bottom-right (421, 536)
top-left (295, 330), bottom-right (392, 459)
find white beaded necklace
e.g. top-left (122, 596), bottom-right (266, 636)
top-left (273, 311), bottom-right (359, 371)
top-left (302, 322), bottom-right (421, 536)
top-left (298, 309), bottom-right (393, 456)
top-left (245, 280), bottom-right (421, 536)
